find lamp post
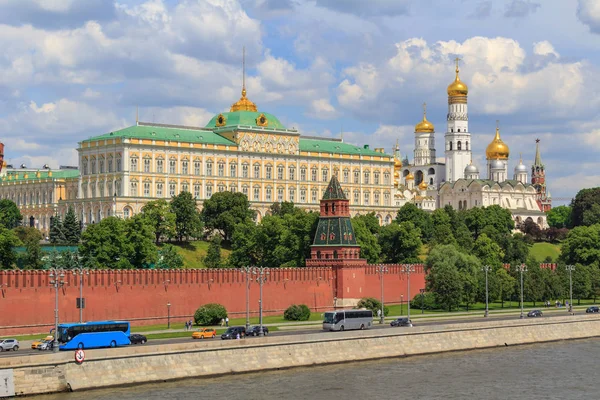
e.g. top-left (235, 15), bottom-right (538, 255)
top-left (167, 302), bottom-right (171, 329)
top-left (375, 265), bottom-right (388, 324)
top-left (241, 266), bottom-right (254, 332)
top-left (48, 268), bottom-right (65, 353)
top-left (400, 294), bottom-right (404, 316)
top-left (402, 264), bottom-right (415, 323)
top-left (516, 264), bottom-right (527, 319)
top-left (420, 289), bottom-right (425, 314)
top-left (482, 265), bottom-right (491, 318)
top-left (253, 267), bottom-right (269, 336)
top-left (73, 267), bottom-right (89, 323)
top-left (566, 265), bottom-right (575, 314)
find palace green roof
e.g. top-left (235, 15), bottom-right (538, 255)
top-left (206, 111), bottom-right (287, 130)
top-left (2, 169), bottom-right (79, 182)
top-left (82, 124), bottom-right (237, 146)
top-left (299, 138), bottom-right (390, 157)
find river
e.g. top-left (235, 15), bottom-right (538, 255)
top-left (35, 338), bottom-right (599, 400)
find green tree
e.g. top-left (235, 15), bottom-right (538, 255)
top-left (124, 215), bottom-right (158, 268)
top-left (80, 217), bottom-right (131, 269)
top-left (430, 208), bottom-right (457, 247)
top-left (171, 191), bottom-right (203, 242)
top-left (356, 297), bottom-right (389, 316)
top-left (559, 224), bottom-right (600, 266)
top-left (283, 304), bottom-right (311, 321)
top-left (351, 217), bottom-right (380, 263)
top-left (395, 203), bottom-right (432, 241)
top-left (201, 191), bottom-right (254, 242)
top-left (427, 259), bottom-right (463, 312)
top-left (546, 205), bottom-right (572, 229)
top-left (49, 215), bottom-right (66, 244)
top-left (353, 212), bottom-right (381, 235)
top-left (194, 303), bottom-right (227, 326)
top-left (204, 235), bottom-right (223, 268)
top-left (228, 220), bottom-right (260, 268)
top-left (589, 264), bottom-right (600, 303)
top-left (0, 199), bottom-right (22, 229)
top-left (570, 187), bottom-right (600, 227)
top-left (571, 264), bottom-right (592, 305)
top-left (269, 201), bottom-right (295, 217)
top-left (464, 207), bottom-right (486, 240)
top-left (158, 244), bottom-right (184, 269)
top-left (141, 199), bottom-right (176, 244)
top-left (472, 233), bottom-right (504, 268)
top-left (523, 259), bottom-right (545, 306)
top-left (0, 227), bottom-right (21, 269)
top-left (13, 227), bottom-right (43, 269)
top-left (378, 221), bottom-right (422, 263)
top-left (63, 207), bottom-right (81, 244)
top-left (495, 267), bottom-right (516, 308)
top-left (278, 209), bottom-right (319, 267)
top-left (502, 233), bottom-right (531, 265)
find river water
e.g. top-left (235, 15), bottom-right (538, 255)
top-left (37, 338), bottom-right (599, 400)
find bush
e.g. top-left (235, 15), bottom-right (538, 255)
top-left (283, 304), bottom-right (311, 321)
top-left (193, 303), bottom-right (227, 326)
top-left (409, 292), bottom-right (437, 311)
top-left (356, 297), bottom-right (389, 316)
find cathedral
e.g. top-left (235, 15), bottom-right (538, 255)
top-left (395, 59), bottom-right (550, 228)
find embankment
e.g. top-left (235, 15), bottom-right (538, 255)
top-left (2, 315), bottom-right (599, 396)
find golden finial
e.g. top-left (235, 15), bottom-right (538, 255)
top-left (230, 46), bottom-right (258, 112)
top-left (447, 57), bottom-right (468, 97)
top-left (415, 101), bottom-right (434, 133)
top-left (422, 102), bottom-right (427, 118)
top-left (496, 119), bottom-right (500, 130)
top-left (136, 105), bottom-right (139, 124)
top-left (519, 152), bottom-right (522, 163)
top-left (455, 57), bottom-right (461, 75)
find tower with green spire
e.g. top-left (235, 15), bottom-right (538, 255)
top-left (531, 138), bottom-right (551, 212)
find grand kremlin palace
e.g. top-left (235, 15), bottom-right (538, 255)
top-left (0, 63), bottom-right (549, 233)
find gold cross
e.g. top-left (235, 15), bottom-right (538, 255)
top-left (422, 102), bottom-right (427, 116)
top-left (455, 57), bottom-right (461, 71)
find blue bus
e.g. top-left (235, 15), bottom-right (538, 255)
top-left (56, 321), bottom-right (131, 350)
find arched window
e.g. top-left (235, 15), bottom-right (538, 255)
top-left (449, 142), bottom-right (453, 151)
top-left (458, 129), bottom-right (461, 132)
top-left (457, 141), bottom-right (462, 150)
top-left (466, 141), bottom-right (469, 150)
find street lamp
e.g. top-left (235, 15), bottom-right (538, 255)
top-left (400, 294), bottom-right (404, 316)
top-left (482, 265), bottom-right (491, 318)
top-left (420, 288), bottom-right (425, 314)
top-left (515, 264), bottom-right (527, 319)
top-left (566, 265), bottom-right (575, 315)
top-left (73, 267), bottom-right (89, 323)
top-left (241, 266), bottom-right (254, 331)
top-left (375, 265), bottom-right (388, 324)
top-left (402, 264), bottom-right (415, 323)
top-left (48, 268), bottom-right (65, 353)
top-left (167, 302), bottom-right (171, 329)
top-left (252, 267), bottom-right (270, 336)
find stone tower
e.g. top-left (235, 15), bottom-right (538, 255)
top-left (531, 139), bottom-right (552, 212)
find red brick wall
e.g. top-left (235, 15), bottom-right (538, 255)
top-left (0, 266), bottom-right (426, 335)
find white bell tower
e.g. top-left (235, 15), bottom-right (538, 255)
top-left (444, 58), bottom-right (472, 182)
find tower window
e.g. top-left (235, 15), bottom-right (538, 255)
top-left (449, 142), bottom-right (453, 150)
top-left (457, 141), bottom-right (462, 150)
top-left (458, 129), bottom-right (461, 132)
top-left (451, 128), bottom-right (454, 133)
top-left (466, 141), bottom-right (469, 150)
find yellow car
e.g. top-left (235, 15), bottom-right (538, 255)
top-left (192, 328), bottom-right (217, 339)
top-left (31, 336), bottom-right (54, 349)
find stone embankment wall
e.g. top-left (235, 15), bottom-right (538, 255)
top-left (2, 315), bottom-right (599, 396)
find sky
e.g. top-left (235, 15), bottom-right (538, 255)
top-left (1, 0), bottom-right (599, 205)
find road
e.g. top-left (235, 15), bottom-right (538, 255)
top-left (0, 310), bottom-right (584, 359)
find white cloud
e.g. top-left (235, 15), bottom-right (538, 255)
top-left (533, 41), bottom-right (559, 58)
top-left (504, 0), bottom-right (541, 18)
top-left (577, 0), bottom-right (600, 34)
top-left (308, 98), bottom-right (337, 120)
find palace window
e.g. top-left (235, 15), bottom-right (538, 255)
top-left (300, 166), bottom-right (307, 181)
top-left (344, 189), bottom-right (350, 199)
top-left (108, 158), bottom-right (113, 173)
top-left (99, 183), bottom-right (104, 198)
top-left (311, 167), bottom-right (317, 182)
top-left (206, 160), bottom-right (213, 176)
top-left (82, 161), bottom-right (88, 175)
top-left (300, 189), bottom-right (306, 203)
top-left (157, 159), bottom-right (164, 173)
top-left (289, 187), bottom-right (295, 202)
top-left (254, 163), bottom-right (260, 179)
top-left (277, 187), bottom-right (284, 202)
top-left (218, 161), bottom-right (225, 177)
top-left (374, 192), bottom-right (380, 205)
top-left (157, 183), bottom-right (163, 197)
top-left (374, 172), bottom-right (380, 185)
top-left (311, 188), bottom-right (318, 203)
top-left (91, 159), bottom-right (97, 174)
top-left (218, 184), bottom-right (225, 192)
top-left (353, 191), bottom-right (360, 205)
top-left (384, 192), bottom-right (390, 206)
top-left (277, 165), bottom-right (284, 180)
top-left (130, 181), bottom-right (137, 197)
top-left (253, 186), bottom-right (260, 201)
top-left (266, 187), bottom-right (272, 202)
top-left (364, 192), bottom-right (370, 205)
top-left (182, 161), bottom-right (189, 175)
top-left (194, 161), bottom-right (201, 175)
top-left (354, 170), bottom-right (360, 184)
top-left (99, 159), bottom-right (105, 174)
top-left (289, 166), bottom-right (296, 181)
top-left (123, 207), bottom-right (130, 219)
top-left (169, 159), bottom-right (176, 174)
top-left (143, 158), bottom-right (151, 173)
top-left (107, 182), bottom-right (113, 197)
top-left (230, 163), bottom-right (237, 178)
top-left (363, 171), bottom-right (370, 185)
top-left (266, 165), bottom-right (273, 179)
top-left (194, 184), bottom-right (200, 199)
top-left (115, 180), bottom-right (121, 196)
top-left (242, 185), bottom-right (249, 197)
top-left (242, 163), bottom-right (249, 178)
top-left (143, 182), bottom-right (150, 197)
top-left (169, 183), bottom-right (176, 197)
top-left (182, 182), bottom-right (189, 193)
top-left (229, 184), bottom-right (236, 193)
top-left (384, 172), bottom-right (390, 185)
top-left (129, 158), bottom-right (137, 172)
top-left (343, 169), bottom-right (349, 184)
top-left (116, 157), bottom-right (122, 172)
top-left (206, 184), bottom-right (213, 198)
top-left (322, 168), bottom-right (328, 182)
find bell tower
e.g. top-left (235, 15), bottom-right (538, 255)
top-left (531, 139), bottom-right (552, 212)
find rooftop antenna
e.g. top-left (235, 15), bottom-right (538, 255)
top-left (136, 105), bottom-right (139, 125)
top-left (340, 124), bottom-right (343, 142)
top-left (242, 46), bottom-right (246, 96)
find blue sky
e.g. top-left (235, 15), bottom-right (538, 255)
top-left (0, 0), bottom-right (599, 204)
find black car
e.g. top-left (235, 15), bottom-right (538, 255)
top-left (221, 326), bottom-right (246, 340)
top-left (390, 317), bottom-right (413, 327)
top-left (129, 334), bottom-right (147, 344)
top-left (527, 310), bottom-right (543, 317)
top-left (247, 326), bottom-right (269, 336)
top-left (586, 306), bottom-right (599, 313)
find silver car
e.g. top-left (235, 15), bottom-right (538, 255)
top-left (0, 339), bottom-right (19, 351)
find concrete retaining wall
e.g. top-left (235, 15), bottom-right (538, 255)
top-left (3, 315), bottom-right (600, 396)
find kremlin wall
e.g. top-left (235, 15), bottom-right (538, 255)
top-left (0, 266), bottom-right (425, 335)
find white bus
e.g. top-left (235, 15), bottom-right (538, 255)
top-left (322, 309), bottom-right (373, 331)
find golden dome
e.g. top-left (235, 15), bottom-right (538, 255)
top-left (415, 102), bottom-right (434, 133)
top-left (486, 126), bottom-right (510, 160)
top-left (419, 181), bottom-right (428, 190)
top-left (447, 58), bottom-right (468, 97)
top-left (406, 172), bottom-right (414, 180)
top-left (394, 158), bottom-right (402, 169)
top-left (230, 88), bottom-right (258, 112)
top-left (394, 170), bottom-right (399, 178)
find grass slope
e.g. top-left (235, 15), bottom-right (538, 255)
top-left (162, 241), bottom-right (232, 268)
top-left (530, 242), bottom-right (561, 262)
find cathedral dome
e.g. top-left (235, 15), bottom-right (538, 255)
top-left (514, 155), bottom-right (527, 173)
top-left (486, 127), bottom-right (510, 160)
top-left (415, 104), bottom-right (434, 133)
top-left (406, 172), bottom-right (414, 180)
top-left (447, 63), bottom-right (468, 97)
top-left (464, 163), bottom-right (479, 174)
top-left (490, 159), bottom-right (504, 170)
top-left (418, 181), bottom-right (428, 190)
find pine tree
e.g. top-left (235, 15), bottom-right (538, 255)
top-left (63, 207), bottom-right (81, 244)
top-left (49, 215), bottom-right (66, 244)
top-left (204, 235), bottom-right (222, 268)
